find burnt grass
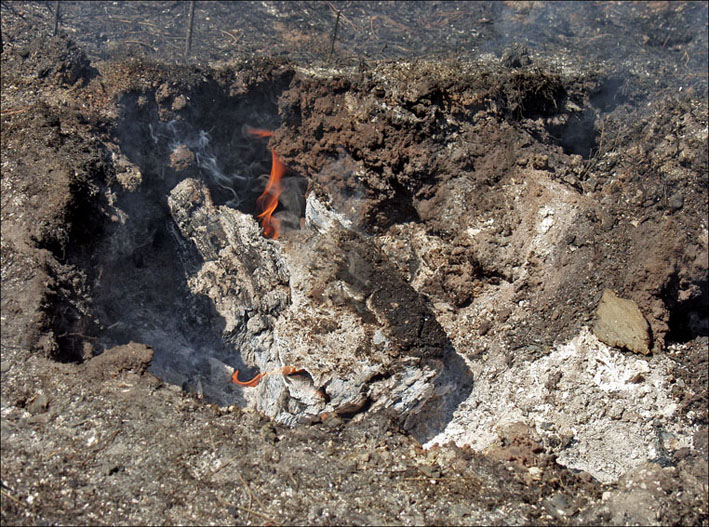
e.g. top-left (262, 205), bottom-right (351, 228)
top-left (2, 3), bottom-right (708, 525)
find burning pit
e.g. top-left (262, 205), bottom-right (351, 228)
top-left (0, 2), bottom-right (709, 525)
top-left (34, 54), bottom-right (707, 454)
top-left (44, 65), bottom-right (475, 439)
top-left (80, 74), bottom-right (298, 407)
top-left (33, 54), bottom-right (705, 465)
top-left (2, 3), bottom-right (708, 524)
top-left (3, 6), bottom-right (709, 523)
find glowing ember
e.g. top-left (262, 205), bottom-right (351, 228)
top-left (232, 365), bottom-right (303, 387)
top-left (247, 128), bottom-right (286, 239)
top-left (246, 128), bottom-right (275, 139)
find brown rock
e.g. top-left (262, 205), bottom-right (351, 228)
top-left (85, 342), bottom-right (154, 380)
top-left (593, 289), bottom-right (651, 355)
top-left (169, 144), bottom-right (195, 171)
top-left (172, 94), bottom-right (188, 111)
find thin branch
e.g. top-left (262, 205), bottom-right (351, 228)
top-left (53, 0), bottom-right (60, 35)
top-left (185, 0), bottom-right (195, 58)
top-left (328, 8), bottom-right (341, 62)
top-left (1, 489), bottom-right (27, 508)
top-left (220, 29), bottom-right (241, 47)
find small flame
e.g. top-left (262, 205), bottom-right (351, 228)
top-left (246, 127), bottom-right (275, 139)
top-left (232, 365), bottom-right (303, 387)
top-left (247, 128), bottom-right (286, 239)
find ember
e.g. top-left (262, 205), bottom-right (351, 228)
top-left (232, 365), bottom-right (303, 387)
top-left (247, 128), bottom-right (288, 239)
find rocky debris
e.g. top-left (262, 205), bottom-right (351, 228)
top-left (593, 289), bottom-right (652, 355)
top-left (580, 461), bottom-right (709, 525)
top-left (168, 144), bottom-right (195, 172)
top-left (484, 421), bottom-right (547, 468)
top-left (27, 393), bottom-right (50, 415)
top-left (667, 337), bottom-right (709, 425)
top-left (426, 328), bottom-right (697, 484)
top-left (167, 179), bottom-right (472, 432)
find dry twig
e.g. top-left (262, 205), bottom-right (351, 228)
top-left (57, 332), bottom-right (99, 341)
top-left (327, 2), bottom-right (358, 31)
top-left (94, 429), bottom-right (120, 452)
top-left (1, 489), bottom-right (27, 508)
top-left (0, 107), bottom-right (32, 116)
top-left (328, 7), bottom-right (341, 62)
top-left (209, 454), bottom-right (239, 477)
top-left (234, 469), bottom-right (270, 523)
top-left (53, 0), bottom-right (60, 35)
top-left (220, 29), bottom-right (241, 46)
top-left (185, 0), bottom-right (196, 58)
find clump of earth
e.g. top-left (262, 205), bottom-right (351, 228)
top-left (1, 2), bottom-right (707, 525)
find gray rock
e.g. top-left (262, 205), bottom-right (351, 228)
top-left (27, 393), bottom-right (50, 415)
top-left (167, 179), bottom-right (472, 434)
top-left (667, 193), bottom-right (684, 212)
top-left (543, 493), bottom-right (576, 519)
top-left (593, 289), bottom-right (651, 355)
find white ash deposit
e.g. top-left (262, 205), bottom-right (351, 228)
top-left (423, 327), bottom-right (696, 484)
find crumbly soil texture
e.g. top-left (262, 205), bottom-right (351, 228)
top-left (1, 2), bottom-right (707, 525)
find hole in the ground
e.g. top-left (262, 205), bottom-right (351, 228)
top-left (548, 107), bottom-right (598, 159)
top-left (42, 74), bottom-right (473, 438)
top-left (505, 71), bottom-right (566, 120)
top-left (665, 279), bottom-right (709, 343)
top-left (46, 151), bottom-right (112, 363)
top-left (547, 76), bottom-right (631, 160)
top-left (590, 75), bottom-right (629, 113)
top-left (68, 80), bottom-right (308, 404)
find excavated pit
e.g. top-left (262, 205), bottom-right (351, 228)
top-left (70, 83), bottom-right (292, 405)
top-left (12, 40), bottom-right (701, 488)
top-left (50, 76), bottom-right (474, 438)
top-left (91, 85), bottom-right (310, 404)
top-left (2, 4), bottom-right (708, 525)
top-left (42, 59), bottom-right (706, 457)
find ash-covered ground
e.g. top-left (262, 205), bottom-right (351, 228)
top-left (1, 2), bottom-right (707, 525)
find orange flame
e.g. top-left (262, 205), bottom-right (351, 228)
top-left (246, 127), bottom-right (275, 139)
top-left (232, 365), bottom-right (303, 387)
top-left (247, 128), bottom-right (286, 239)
